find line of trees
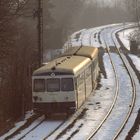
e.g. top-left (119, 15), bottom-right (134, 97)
top-left (0, 0), bottom-right (39, 131)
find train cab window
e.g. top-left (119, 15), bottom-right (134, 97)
top-left (34, 79), bottom-right (45, 92)
top-left (47, 78), bottom-right (60, 92)
top-left (61, 78), bottom-right (74, 91)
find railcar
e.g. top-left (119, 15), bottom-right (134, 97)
top-left (32, 46), bottom-right (99, 115)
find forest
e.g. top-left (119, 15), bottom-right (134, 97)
top-left (0, 0), bottom-right (139, 133)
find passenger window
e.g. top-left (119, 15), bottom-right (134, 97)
top-left (47, 78), bottom-right (60, 92)
top-left (34, 79), bottom-right (45, 92)
top-left (61, 78), bottom-right (74, 91)
top-left (85, 66), bottom-right (91, 78)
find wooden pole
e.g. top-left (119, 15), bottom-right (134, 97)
top-left (38, 0), bottom-right (43, 66)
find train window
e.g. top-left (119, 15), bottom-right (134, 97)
top-left (93, 58), bottom-right (97, 68)
top-left (34, 79), bottom-right (45, 92)
top-left (77, 72), bottom-right (84, 86)
top-left (47, 78), bottom-right (60, 92)
top-left (61, 78), bottom-right (74, 91)
top-left (85, 66), bottom-right (91, 78)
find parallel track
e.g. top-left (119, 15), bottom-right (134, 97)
top-left (12, 116), bottom-right (66, 140)
top-left (18, 116), bottom-right (45, 140)
top-left (43, 118), bottom-right (67, 140)
top-left (111, 29), bottom-right (136, 140)
top-left (86, 26), bottom-right (136, 140)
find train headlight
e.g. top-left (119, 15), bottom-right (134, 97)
top-left (33, 96), bottom-right (38, 102)
top-left (65, 96), bottom-right (69, 100)
top-left (33, 96), bottom-right (42, 102)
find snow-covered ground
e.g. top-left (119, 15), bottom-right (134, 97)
top-left (118, 28), bottom-right (138, 50)
top-left (129, 55), bottom-right (140, 72)
top-left (116, 28), bottom-right (140, 140)
top-left (20, 120), bottom-right (63, 140)
top-left (63, 23), bottom-right (123, 49)
top-left (0, 111), bottom-right (34, 140)
top-left (128, 54), bottom-right (140, 140)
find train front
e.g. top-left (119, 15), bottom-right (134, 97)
top-left (32, 60), bottom-right (76, 115)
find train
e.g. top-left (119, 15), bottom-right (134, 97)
top-left (32, 46), bottom-right (99, 115)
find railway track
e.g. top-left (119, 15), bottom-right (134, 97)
top-left (18, 116), bottom-right (46, 140)
top-left (45, 103), bottom-right (91, 140)
top-left (86, 26), bottom-right (136, 140)
top-left (111, 29), bottom-right (136, 139)
top-left (7, 115), bottom-right (66, 140)
top-left (19, 119), bottom-right (66, 140)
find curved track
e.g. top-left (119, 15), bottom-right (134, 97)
top-left (87, 25), bottom-right (136, 140)
top-left (111, 29), bottom-right (136, 139)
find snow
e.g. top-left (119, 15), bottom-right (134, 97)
top-left (63, 23), bottom-right (122, 50)
top-left (133, 131), bottom-right (140, 140)
top-left (9, 116), bottom-right (45, 140)
top-left (115, 28), bottom-right (140, 140)
top-left (118, 28), bottom-right (138, 50)
top-left (0, 111), bottom-right (34, 140)
top-left (129, 54), bottom-right (140, 72)
top-left (93, 53), bottom-right (133, 140)
top-left (21, 120), bottom-right (62, 140)
top-left (8, 115), bottom-right (63, 140)
top-left (128, 54), bottom-right (140, 140)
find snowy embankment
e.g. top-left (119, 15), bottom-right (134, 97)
top-left (63, 23), bottom-right (122, 49)
top-left (117, 28), bottom-right (140, 140)
top-left (117, 27), bottom-right (140, 74)
top-left (118, 28), bottom-right (138, 50)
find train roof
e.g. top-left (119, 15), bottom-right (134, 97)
top-left (62, 46), bottom-right (98, 60)
top-left (33, 55), bottom-right (91, 76)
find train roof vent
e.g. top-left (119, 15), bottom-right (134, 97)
top-left (67, 56), bottom-right (71, 59)
top-left (61, 58), bottom-right (67, 62)
top-left (51, 57), bottom-right (71, 70)
top-left (56, 62), bottom-right (61, 66)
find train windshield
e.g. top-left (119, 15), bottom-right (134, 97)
top-left (47, 78), bottom-right (60, 92)
top-left (34, 79), bottom-right (45, 92)
top-left (61, 78), bottom-right (74, 91)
